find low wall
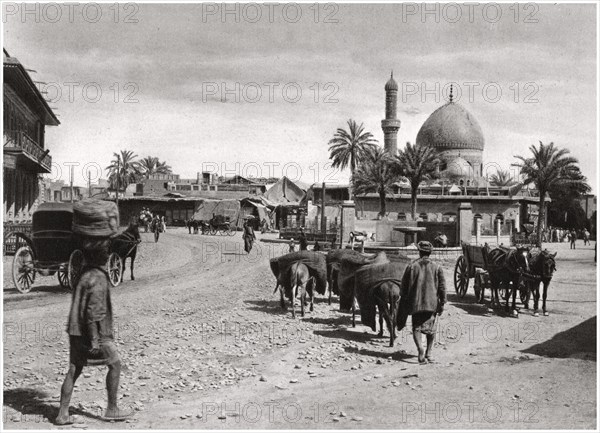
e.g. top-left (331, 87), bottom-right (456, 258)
top-left (355, 219), bottom-right (418, 245)
top-left (471, 235), bottom-right (512, 247)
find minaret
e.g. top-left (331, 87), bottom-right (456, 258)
top-left (381, 71), bottom-right (401, 154)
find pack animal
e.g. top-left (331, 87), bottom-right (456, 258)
top-left (354, 261), bottom-right (405, 347)
top-left (273, 262), bottom-right (314, 319)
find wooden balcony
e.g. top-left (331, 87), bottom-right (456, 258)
top-left (4, 130), bottom-right (52, 173)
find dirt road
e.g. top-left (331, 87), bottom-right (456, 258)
top-left (3, 229), bottom-right (597, 429)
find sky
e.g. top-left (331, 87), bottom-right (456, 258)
top-left (2, 2), bottom-right (597, 191)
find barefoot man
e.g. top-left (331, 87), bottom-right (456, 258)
top-left (400, 241), bottom-right (446, 364)
top-left (56, 199), bottom-right (132, 425)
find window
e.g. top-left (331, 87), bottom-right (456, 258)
top-left (397, 212), bottom-right (407, 221)
top-left (419, 212), bottom-right (428, 221)
top-left (442, 212), bottom-right (456, 223)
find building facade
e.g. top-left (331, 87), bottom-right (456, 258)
top-left (3, 50), bottom-right (59, 224)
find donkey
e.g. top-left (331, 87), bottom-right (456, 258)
top-left (523, 250), bottom-right (557, 316)
top-left (274, 262), bottom-right (314, 318)
top-left (372, 281), bottom-right (402, 347)
top-left (110, 222), bottom-right (141, 282)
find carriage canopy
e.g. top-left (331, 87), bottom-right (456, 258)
top-left (32, 202), bottom-right (74, 235)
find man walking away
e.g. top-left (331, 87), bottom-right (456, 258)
top-left (56, 199), bottom-right (131, 425)
top-left (570, 229), bottom-right (577, 249)
top-left (400, 241), bottom-right (446, 364)
top-left (243, 217), bottom-right (256, 254)
top-left (299, 227), bottom-right (308, 251)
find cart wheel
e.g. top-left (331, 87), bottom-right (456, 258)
top-left (453, 255), bottom-right (469, 298)
top-left (57, 266), bottom-right (69, 288)
top-left (107, 253), bottom-right (123, 287)
top-left (68, 249), bottom-right (85, 290)
top-left (13, 246), bottom-right (36, 294)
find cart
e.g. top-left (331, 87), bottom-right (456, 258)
top-left (12, 203), bottom-right (123, 294)
top-left (453, 242), bottom-right (528, 304)
top-left (208, 215), bottom-right (235, 236)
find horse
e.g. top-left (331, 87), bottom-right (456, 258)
top-left (348, 231), bottom-right (375, 251)
top-left (110, 222), bottom-right (141, 282)
top-left (487, 245), bottom-right (530, 317)
top-left (523, 249), bottom-right (557, 316)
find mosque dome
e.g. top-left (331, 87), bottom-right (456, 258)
top-left (385, 72), bottom-right (398, 91)
top-left (416, 102), bottom-right (484, 151)
top-left (444, 156), bottom-right (474, 178)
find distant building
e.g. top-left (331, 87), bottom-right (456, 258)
top-left (344, 76), bottom-right (549, 246)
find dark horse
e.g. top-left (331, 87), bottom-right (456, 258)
top-left (487, 245), bottom-right (530, 317)
top-left (110, 222), bottom-right (141, 282)
top-left (523, 249), bottom-right (557, 316)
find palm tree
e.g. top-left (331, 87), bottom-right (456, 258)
top-left (328, 119), bottom-right (378, 177)
top-left (352, 147), bottom-right (398, 219)
top-left (137, 156), bottom-right (172, 180)
top-left (395, 142), bottom-right (440, 219)
top-left (489, 169), bottom-right (516, 187)
top-left (514, 141), bottom-right (586, 245)
top-left (106, 150), bottom-right (140, 193)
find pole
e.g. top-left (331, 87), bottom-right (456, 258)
top-left (116, 156), bottom-right (120, 208)
top-left (88, 171), bottom-right (91, 198)
top-left (321, 182), bottom-right (326, 235)
top-left (70, 165), bottom-right (74, 203)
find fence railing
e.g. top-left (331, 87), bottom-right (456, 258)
top-left (4, 130), bottom-right (52, 171)
top-left (3, 222), bottom-right (32, 255)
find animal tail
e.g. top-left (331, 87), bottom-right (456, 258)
top-left (291, 263), bottom-right (299, 299)
top-left (273, 283), bottom-right (280, 294)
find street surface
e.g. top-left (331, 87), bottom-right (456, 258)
top-left (3, 229), bottom-right (597, 429)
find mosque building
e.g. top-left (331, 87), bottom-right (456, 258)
top-left (351, 73), bottom-right (548, 246)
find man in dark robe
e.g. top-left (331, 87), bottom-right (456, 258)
top-left (243, 219), bottom-right (256, 253)
top-left (299, 227), bottom-right (308, 251)
top-left (400, 241), bottom-right (446, 364)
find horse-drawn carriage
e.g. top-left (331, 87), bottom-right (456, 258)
top-left (11, 203), bottom-right (126, 293)
top-left (453, 242), bottom-right (528, 305)
top-left (205, 214), bottom-right (236, 236)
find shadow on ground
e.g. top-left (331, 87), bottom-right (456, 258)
top-left (522, 316), bottom-right (596, 359)
top-left (3, 387), bottom-right (105, 424)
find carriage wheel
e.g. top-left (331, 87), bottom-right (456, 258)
top-left (227, 225), bottom-right (236, 236)
top-left (57, 266), bottom-right (69, 288)
top-left (224, 225), bottom-right (232, 236)
top-left (13, 246), bottom-right (36, 294)
top-left (453, 255), bottom-right (469, 298)
top-left (68, 249), bottom-right (85, 290)
top-left (107, 253), bottom-right (123, 287)
top-left (209, 226), bottom-right (217, 236)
